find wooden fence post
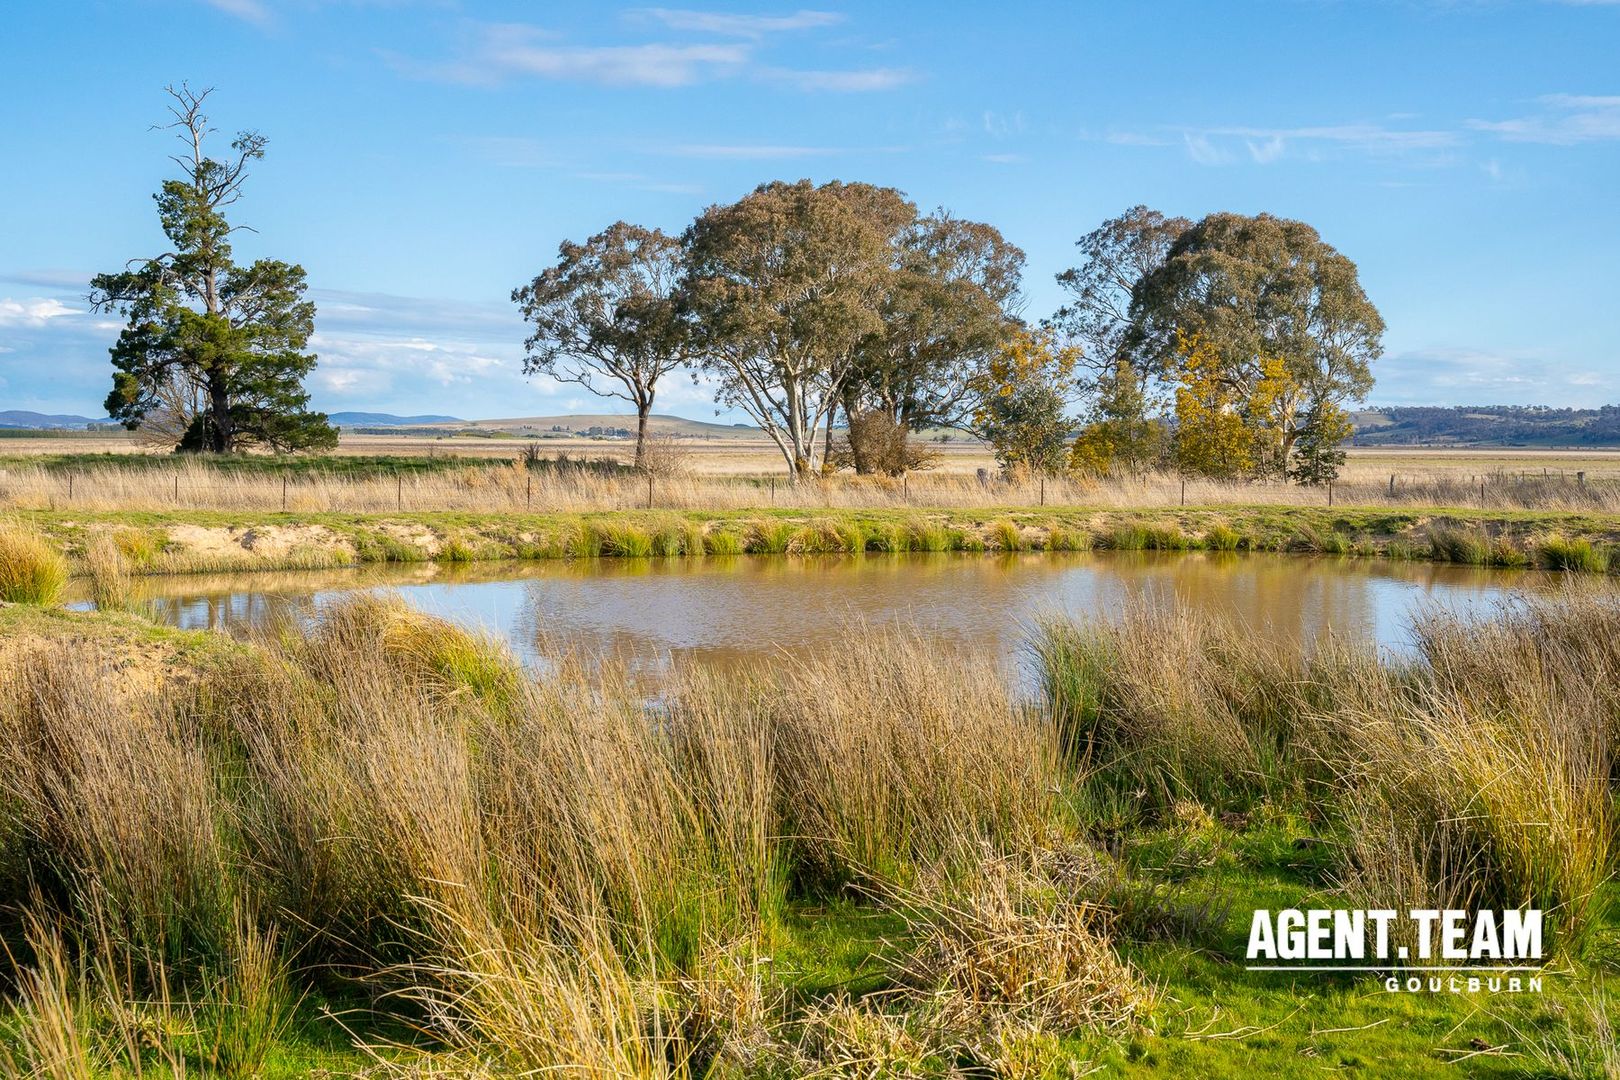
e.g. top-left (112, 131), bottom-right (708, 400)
top-left (1327, 481), bottom-right (1333, 507)
top-left (397, 474), bottom-right (403, 511)
top-left (174, 474), bottom-right (179, 503)
top-left (647, 473), bottom-right (654, 509)
top-left (281, 475), bottom-right (288, 511)
top-left (1180, 478), bottom-right (1186, 507)
top-left (526, 473), bottom-right (532, 510)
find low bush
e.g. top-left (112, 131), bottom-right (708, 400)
top-left (0, 524), bottom-right (69, 605)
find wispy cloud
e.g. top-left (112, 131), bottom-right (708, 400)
top-left (402, 25), bottom-right (750, 87)
top-left (1467, 93), bottom-right (1620, 144)
top-left (200, 0), bottom-right (270, 25)
top-left (0, 297), bottom-right (81, 328)
top-left (394, 18), bottom-right (910, 93)
top-left (666, 143), bottom-right (846, 159)
top-left (631, 8), bottom-right (844, 37)
top-left (1376, 346), bottom-right (1616, 407)
top-left (1182, 133), bottom-right (1233, 166)
top-left (762, 66), bottom-right (913, 91)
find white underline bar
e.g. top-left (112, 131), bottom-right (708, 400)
top-left (1245, 965), bottom-right (1542, 972)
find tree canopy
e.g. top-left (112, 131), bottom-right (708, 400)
top-left (848, 210), bottom-right (1025, 433)
top-left (683, 179), bottom-right (914, 478)
top-left (90, 85), bottom-right (334, 454)
top-left (1129, 211), bottom-right (1382, 430)
top-left (512, 222), bottom-right (692, 468)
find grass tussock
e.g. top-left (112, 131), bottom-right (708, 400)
top-left (0, 524), bottom-right (69, 605)
top-left (1537, 532), bottom-right (1609, 573)
top-left (82, 533), bottom-right (135, 611)
top-left (4, 587), bottom-right (1620, 1072)
top-left (1031, 592), bottom-right (1620, 950)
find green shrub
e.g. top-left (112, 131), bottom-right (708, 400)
top-left (1429, 527), bottom-right (1489, 566)
top-left (1144, 525), bottom-right (1188, 551)
top-left (1045, 526), bottom-right (1092, 552)
top-left (1537, 534), bottom-right (1607, 573)
top-left (703, 528), bottom-right (743, 556)
top-left (1489, 538), bottom-right (1530, 569)
top-left (1203, 523), bottom-right (1241, 552)
top-left (591, 521), bottom-right (654, 558)
top-left (908, 519), bottom-right (952, 553)
top-left (871, 523), bottom-right (913, 553)
top-left (113, 527), bottom-right (165, 567)
top-left (570, 523), bottom-right (604, 558)
top-left (989, 520), bottom-right (1026, 552)
top-left (84, 533), bottom-right (134, 611)
top-left (1384, 539), bottom-right (1423, 561)
top-left (0, 526), bottom-right (69, 604)
top-left (1106, 525), bottom-right (1148, 551)
top-left (746, 520), bottom-right (795, 554)
top-left (437, 537), bottom-right (477, 563)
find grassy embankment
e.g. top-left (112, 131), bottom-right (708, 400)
top-left (7, 503), bottom-right (1620, 582)
top-left (0, 571), bottom-right (1617, 1076)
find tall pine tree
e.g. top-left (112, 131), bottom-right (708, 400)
top-left (90, 85), bottom-right (335, 453)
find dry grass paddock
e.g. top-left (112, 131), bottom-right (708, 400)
top-left (3, 451), bottom-right (1620, 515)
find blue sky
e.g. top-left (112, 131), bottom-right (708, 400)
top-left (2, 0), bottom-right (1617, 421)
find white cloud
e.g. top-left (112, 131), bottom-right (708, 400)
top-left (1183, 133), bottom-right (1232, 166)
top-left (200, 0), bottom-right (270, 24)
top-left (480, 29), bottom-right (748, 88)
top-left (1376, 346), bottom-right (1618, 407)
top-left (311, 332), bottom-right (509, 399)
top-left (667, 143), bottom-right (844, 159)
top-left (396, 18), bottom-right (909, 93)
top-left (762, 66), bottom-right (913, 92)
top-left (1113, 120), bottom-right (1459, 165)
top-left (1467, 93), bottom-right (1620, 144)
top-left (980, 152), bottom-right (1027, 164)
top-left (0, 297), bottom-right (81, 328)
top-left (632, 8), bottom-right (844, 37)
top-left (1246, 135), bottom-right (1286, 163)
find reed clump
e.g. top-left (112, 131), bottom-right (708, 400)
top-left (82, 532), bottom-right (135, 611)
top-left (5, 590), bottom-right (1619, 1069)
top-left (1030, 592), bottom-right (1620, 949)
top-left (0, 523), bottom-right (69, 605)
top-left (0, 596), bottom-right (1107, 1073)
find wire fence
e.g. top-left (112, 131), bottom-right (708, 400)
top-left (1, 458), bottom-right (1617, 515)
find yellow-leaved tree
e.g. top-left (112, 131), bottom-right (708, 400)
top-left (1172, 331), bottom-right (1252, 480)
top-left (968, 328), bottom-right (1081, 477)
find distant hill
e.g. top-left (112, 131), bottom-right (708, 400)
top-left (0, 410), bottom-right (101, 429)
top-left (329, 411), bottom-right (465, 427)
top-left (474, 413), bottom-right (762, 438)
top-left (1352, 406), bottom-right (1620, 447)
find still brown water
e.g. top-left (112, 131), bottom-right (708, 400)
top-left (70, 551), bottom-right (1588, 675)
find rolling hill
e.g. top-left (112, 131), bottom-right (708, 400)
top-left (0, 410), bottom-right (102, 429)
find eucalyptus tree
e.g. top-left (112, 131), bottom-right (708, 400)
top-left (1128, 211), bottom-right (1382, 465)
top-left (1053, 205), bottom-right (1190, 383)
top-left (683, 179), bottom-right (914, 478)
top-left (512, 222), bottom-right (694, 468)
top-left (840, 211), bottom-right (1025, 471)
top-left (90, 85), bottom-right (334, 453)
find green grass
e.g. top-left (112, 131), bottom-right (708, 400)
top-left (1537, 533), bottom-right (1609, 572)
top-left (0, 525), bottom-right (69, 604)
top-left (4, 594), bottom-right (1619, 1077)
top-left (9, 504), bottom-right (1620, 581)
